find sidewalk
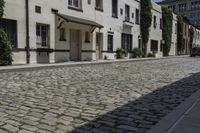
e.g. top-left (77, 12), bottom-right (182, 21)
top-left (0, 55), bottom-right (188, 72)
top-left (148, 89), bottom-right (200, 133)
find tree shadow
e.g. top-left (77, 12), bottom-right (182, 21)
top-left (69, 72), bottom-right (200, 133)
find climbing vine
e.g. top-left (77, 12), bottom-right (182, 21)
top-left (161, 5), bottom-right (173, 56)
top-left (0, 0), bottom-right (13, 66)
top-left (189, 27), bottom-right (194, 51)
top-left (140, 0), bottom-right (152, 57)
top-left (0, 0), bottom-right (4, 17)
top-left (177, 14), bottom-right (183, 53)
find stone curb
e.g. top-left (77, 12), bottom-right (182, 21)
top-left (0, 55), bottom-right (188, 73)
top-left (147, 87), bottom-right (200, 133)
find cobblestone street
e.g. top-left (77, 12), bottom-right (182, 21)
top-left (0, 57), bottom-right (200, 133)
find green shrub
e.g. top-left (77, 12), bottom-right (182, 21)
top-left (147, 53), bottom-right (155, 57)
top-left (115, 48), bottom-right (126, 59)
top-left (0, 28), bottom-right (12, 66)
top-left (131, 48), bottom-right (143, 58)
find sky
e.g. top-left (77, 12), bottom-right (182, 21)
top-left (153, 0), bottom-right (163, 2)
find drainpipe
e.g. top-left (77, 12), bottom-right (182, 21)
top-left (25, 0), bottom-right (30, 64)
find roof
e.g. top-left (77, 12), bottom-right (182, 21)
top-left (56, 13), bottom-right (104, 28)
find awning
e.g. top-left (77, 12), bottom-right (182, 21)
top-left (56, 13), bottom-right (104, 29)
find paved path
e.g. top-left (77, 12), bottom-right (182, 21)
top-left (0, 57), bottom-right (200, 133)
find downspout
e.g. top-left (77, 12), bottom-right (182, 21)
top-left (25, 0), bottom-right (30, 64)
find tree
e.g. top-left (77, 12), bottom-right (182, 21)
top-left (177, 15), bottom-right (183, 53)
top-left (140, 0), bottom-right (152, 57)
top-left (0, 0), bottom-right (13, 66)
top-left (0, 0), bottom-right (4, 17)
top-left (161, 5), bottom-right (173, 56)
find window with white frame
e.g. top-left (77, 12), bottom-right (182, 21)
top-left (36, 24), bottom-right (49, 47)
top-left (68, 0), bottom-right (82, 9)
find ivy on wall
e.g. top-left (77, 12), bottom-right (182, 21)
top-left (177, 14), bottom-right (183, 53)
top-left (0, 0), bottom-right (4, 18)
top-left (189, 27), bottom-right (194, 51)
top-left (140, 0), bottom-right (152, 57)
top-left (0, 0), bottom-right (13, 66)
top-left (161, 5), bottom-right (173, 56)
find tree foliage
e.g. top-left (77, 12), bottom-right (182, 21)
top-left (140, 0), bottom-right (152, 57)
top-left (0, 28), bottom-right (12, 66)
top-left (177, 15), bottom-right (183, 53)
top-left (0, 0), bottom-right (13, 66)
top-left (0, 0), bottom-right (4, 18)
top-left (161, 5), bottom-right (173, 56)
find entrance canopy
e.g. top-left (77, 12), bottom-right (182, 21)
top-left (56, 13), bottom-right (103, 32)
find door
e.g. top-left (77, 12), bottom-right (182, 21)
top-left (70, 29), bottom-right (81, 61)
top-left (96, 33), bottom-right (103, 60)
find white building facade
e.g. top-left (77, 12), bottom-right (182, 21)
top-left (2, 0), bottom-right (141, 64)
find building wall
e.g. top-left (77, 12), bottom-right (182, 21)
top-left (147, 1), bottom-right (163, 57)
top-left (3, 0), bottom-right (141, 64)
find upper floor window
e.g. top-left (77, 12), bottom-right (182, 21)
top-left (35, 6), bottom-right (41, 14)
top-left (153, 16), bottom-right (157, 28)
top-left (179, 3), bottom-right (187, 12)
top-left (191, 1), bottom-right (200, 10)
top-left (95, 0), bottom-right (103, 11)
top-left (125, 4), bottom-right (130, 22)
top-left (160, 18), bottom-right (163, 29)
top-left (112, 0), bottom-right (118, 18)
top-left (135, 9), bottom-right (140, 24)
top-left (68, 0), bottom-right (82, 9)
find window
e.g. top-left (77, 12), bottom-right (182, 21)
top-left (160, 40), bottom-right (163, 52)
top-left (121, 33), bottom-right (132, 53)
top-left (120, 8), bottom-right (123, 15)
top-left (125, 5), bottom-right (130, 22)
top-left (35, 6), bottom-right (41, 14)
top-left (85, 32), bottom-right (90, 43)
top-left (160, 18), bottom-right (163, 29)
top-left (175, 23), bottom-right (177, 34)
top-left (179, 3), bottom-right (187, 12)
top-left (135, 9), bottom-right (140, 24)
top-left (153, 16), bottom-right (157, 28)
top-left (59, 28), bottom-right (66, 41)
top-left (88, 0), bottom-right (91, 4)
top-left (0, 18), bottom-right (17, 48)
top-left (107, 34), bottom-right (113, 52)
top-left (68, 0), bottom-right (82, 9)
top-left (112, 0), bottom-right (118, 18)
top-left (151, 40), bottom-right (158, 51)
top-left (36, 24), bottom-right (49, 47)
top-left (95, 0), bottom-right (103, 11)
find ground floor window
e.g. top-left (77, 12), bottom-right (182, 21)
top-left (151, 40), bottom-right (158, 52)
top-left (107, 34), bottom-right (113, 52)
top-left (0, 18), bottom-right (17, 48)
top-left (160, 40), bottom-right (163, 52)
top-left (121, 33), bottom-right (132, 52)
top-left (36, 23), bottom-right (49, 47)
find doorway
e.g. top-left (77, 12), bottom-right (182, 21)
top-left (70, 29), bottom-right (81, 61)
top-left (96, 33), bottom-right (103, 60)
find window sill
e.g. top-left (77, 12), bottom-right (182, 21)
top-left (68, 6), bottom-right (83, 12)
top-left (95, 7), bottom-right (104, 12)
top-left (59, 39), bottom-right (67, 42)
top-left (85, 41), bottom-right (91, 43)
top-left (112, 15), bottom-right (118, 19)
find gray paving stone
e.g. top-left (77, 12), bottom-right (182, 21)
top-left (0, 57), bottom-right (200, 133)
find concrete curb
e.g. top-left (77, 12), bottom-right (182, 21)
top-left (0, 55), bottom-right (188, 73)
top-left (147, 87), bottom-right (200, 133)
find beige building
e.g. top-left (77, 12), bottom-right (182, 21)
top-left (1, 0), bottom-right (141, 64)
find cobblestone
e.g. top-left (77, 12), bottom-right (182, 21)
top-left (0, 57), bottom-right (200, 132)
